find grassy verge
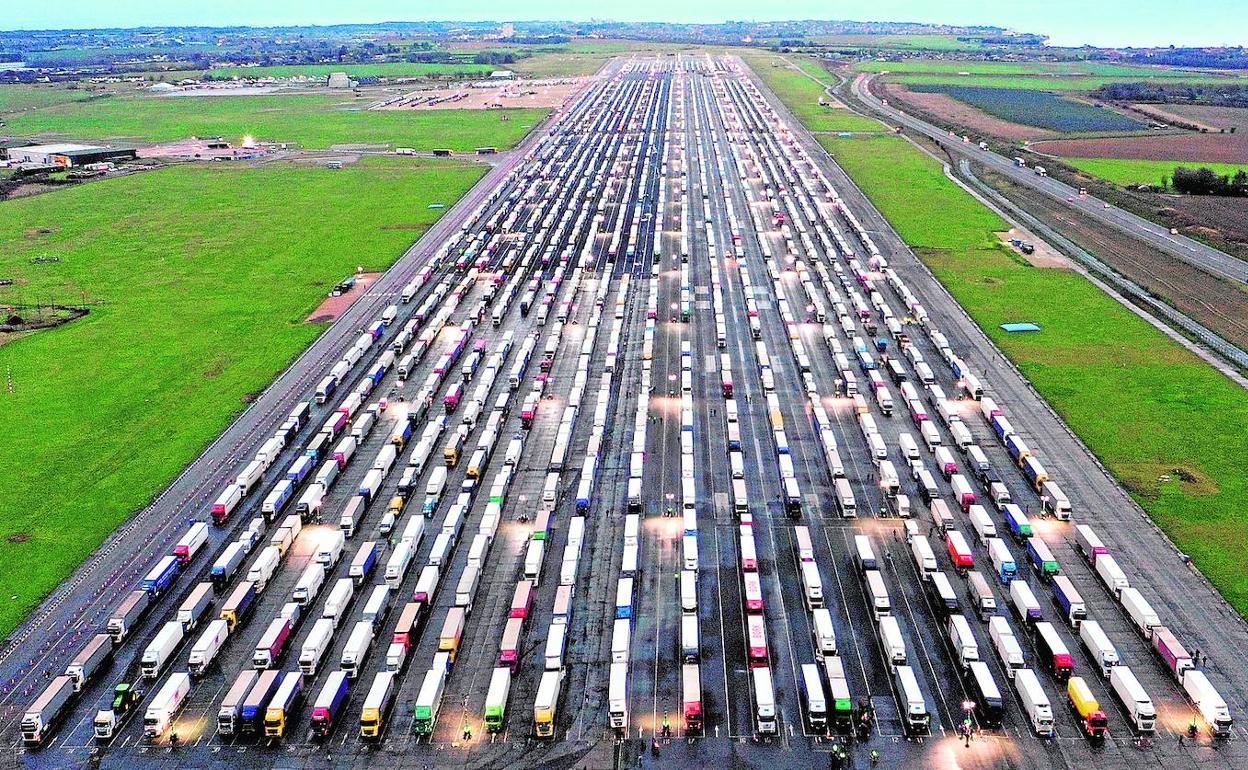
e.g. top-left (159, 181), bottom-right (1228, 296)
top-left (2, 93), bottom-right (547, 150)
top-left (0, 158), bottom-right (484, 636)
top-left (1064, 156), bottom-right (1248, 187)
top-left (817, 132), bottom-right (1248, 613)
top-left (742, 54), bottom-right (883, 133)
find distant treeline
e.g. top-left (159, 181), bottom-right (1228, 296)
top-left (1094, 82), bottom-right (1248, 107)
top-left (1122, 49), bottom-right (1248, 70)
top-left (1171, 166), bottom-right (1248, 196)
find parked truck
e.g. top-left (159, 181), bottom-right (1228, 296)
top-left (220, 581), bottom-right (257, 631)
top-left (1183, 670), bottom-right (1232, 738)
top-left (350, 541), bottom-right (379, 586)
top-left (187, 619), bottom-right (230, 676)
top-left (1034, 622), bottom-right (1074, 681)
top-left (93, 682), bottom-right (139, 742)
top-left (1051, 576), bottom-right (1087, 628)
top-left (1080, 620), bottom-right (1121, 677)
top-left (263, 671), bottom-right (303, 739)
top-left (211, 542), bottom-right (246, 590)
top-left (140, 556), bottom-right (179, 597)
top-left (1109, 666), bottom-right (1156, 733)
top-left (1067, 676), bottom-right (1108, 741)
top-left (1151, 626), bottom-right (1194, 682)
top-left (1016, 669), bottom-right (1055, 737)
top-left (311, 670), bottom-right (350, 740)
top-left (341, 620), bottom-right (376, 678)
top-left (176, 582), bottom-right (214, 632)
top-left (1120, 587), bottom-right (1160, 637)
top-left (141, 621), bottom-right (185, 678)
top-left (214, 670), bottom-right (257, 737)
top-left (253, 617), bottom-right (293, 669)
top-left (65, 634), bottom-right (113, 691)
top-left (360, 671), bottom-right (398, 741)
top-left (21, 676), bottom-right (75, 746)
top-left (143, 672), bottom-right (191, 740)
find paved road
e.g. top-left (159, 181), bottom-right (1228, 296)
top-left (7, 55), bottom-right (1248, 770)
top-left (845, 71), bottom-right (1248, 287)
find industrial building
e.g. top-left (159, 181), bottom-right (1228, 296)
top-left (6, 143), bottom-right (137, 167)
top-left (326, 72), bottom-right (354, 89)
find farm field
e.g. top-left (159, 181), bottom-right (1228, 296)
top-left (205, 61), bottom-right (495, 79)
top-left (0, 157), bottom-right (484, 637)
top-left (893, 73), bottom-right (1244, 91)
top-left (744, 54), bottom-right (883, 132)
top-left (858, 59), bottom-right (1213, 78)
top-left (909, 83), bottom-right (1146, 132)
top-left (1064, 156), bottom-right (1248, 186)
top-left (1135, 103), bottom-right (1248, 131)
top-left (878, 82), bottom-right (1055, 140)
top-left (0, 92), bottom-right (548, 150)
top-left (1033, 132), bottom-right (1248, 164)
top-left (816, 132), bottom-right (1248, 615)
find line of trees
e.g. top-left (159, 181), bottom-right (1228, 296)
top-left (1122, 49), bottom-right (1248, 70)
top-left (1170, 166), bottom-right (1248, 196)
top-left (1094, 82), bottom-right (1248, 108)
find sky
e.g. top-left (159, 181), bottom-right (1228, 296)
top-left (12, 0), bottom-right (1247, 48)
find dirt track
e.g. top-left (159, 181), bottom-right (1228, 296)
top-left (305, 272), bottom-right (381, 323)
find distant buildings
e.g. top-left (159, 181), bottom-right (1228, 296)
top-left (6, 143), bottom-right (136, 167)
top-left (490, 70), bottom-right (515, 80)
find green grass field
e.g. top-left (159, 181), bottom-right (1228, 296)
top-left (509, 52), bottom-right (610, 78)
top-left (0, 158), bottom-right (484, 636)
top-left (1065, 157), bottom-right (1248, 186)
top-left (893, 73), bottom-right (1244, 91)
top-left (2, 93), bottom-right (547, 150)
top-left (817, 133), bottom-right (1248, 614)
top-left (857, 60), bottom-right (1215, 78)
top-left (207, 61), bottom-right (494, 79)
top-left (743, 54), bottom-right (883, 133)
top-left (0, 85), bottom-right (97, 114)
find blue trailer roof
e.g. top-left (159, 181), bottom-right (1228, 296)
top-left (1001, 323), bottom-right (1041, 333)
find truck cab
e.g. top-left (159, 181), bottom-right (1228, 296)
top-left (93, 683), bottom-right (137, 741)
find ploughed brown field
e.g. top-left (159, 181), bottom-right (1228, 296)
top-left (1033, 132), bottom-right (1248, 164)
top-left (1163, 195), bottom-right (1248, 260)
top-left (1133, 104), bottom-right (1248, 132)
top-left (879, 82), bottom-right (1055, 141)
